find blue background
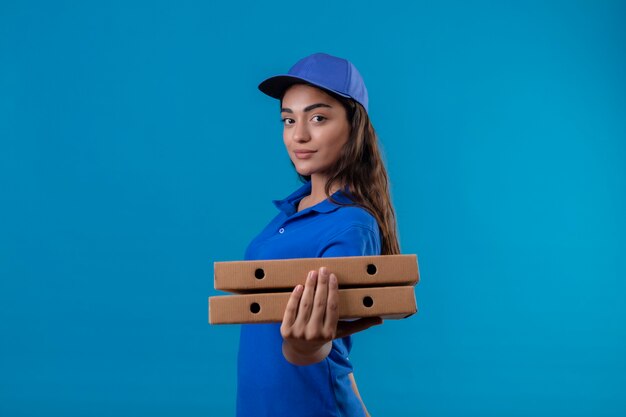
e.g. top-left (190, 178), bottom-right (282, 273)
top-left (1, 1), bottom-right (625, 416)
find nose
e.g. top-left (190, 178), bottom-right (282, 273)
top-left (291, 120), bottom-right (311, 143)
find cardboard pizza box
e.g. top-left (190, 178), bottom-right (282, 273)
top-left (214, 254), bottom-right (419, 293)
top-left (209, 285), bottom-right (417, 324)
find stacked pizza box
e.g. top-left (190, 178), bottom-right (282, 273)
top-left (208, 254), bottom-right (420, 324)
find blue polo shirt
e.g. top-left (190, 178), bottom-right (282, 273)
top-left (237, 181), bottom-right (381, 417)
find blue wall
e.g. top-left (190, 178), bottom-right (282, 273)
top-left (1, 1), bottom-right (624, 416)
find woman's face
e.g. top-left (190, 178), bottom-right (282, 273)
top-left (281, 84), bottom-right (351, 179)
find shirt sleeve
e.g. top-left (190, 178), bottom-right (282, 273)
top-left (318, 224), bottom-right (381, 258)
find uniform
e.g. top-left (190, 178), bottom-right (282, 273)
top-left (236, 180), bottom-right (381, 417)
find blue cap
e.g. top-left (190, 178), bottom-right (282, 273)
top-left (258, 52), bottom-right (369, 112)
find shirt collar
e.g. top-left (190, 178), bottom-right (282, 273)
top-left (272, 181), bottom-right (354, 216)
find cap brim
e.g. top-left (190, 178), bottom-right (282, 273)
top-left (258, 75), bottom-right (351, 100)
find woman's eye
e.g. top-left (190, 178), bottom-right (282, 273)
top-left (281, 118), bottom-right (295, 125)
top-left (312, 115), bottom-right (326, 122)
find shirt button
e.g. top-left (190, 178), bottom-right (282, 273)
top-left (278, 227), bottom-right (285, 234)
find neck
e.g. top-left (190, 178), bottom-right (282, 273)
top-left (297, 174), bottom-right (342, 212)
top-left (307, 174), bottom-right (342, 204)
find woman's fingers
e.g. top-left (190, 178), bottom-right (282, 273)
top-left (309, 267), bottom-right (329, 327)
top-left (294, 270), bottom-right (317, 326)
top-left (323, 273), bottom-right (340, 336)
top-left (281, 283), bottom-right (303, 332)
top-left (283, 266), bottom-right (383, 347)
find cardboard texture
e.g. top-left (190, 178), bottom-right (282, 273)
top-left (209, 286), bottom-right (417, 324)
top-left (214, 254), bottom-right (419, 293)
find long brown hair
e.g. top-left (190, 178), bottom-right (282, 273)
top-left (283, 88), bottom-right (401, 255)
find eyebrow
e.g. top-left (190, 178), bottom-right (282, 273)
top-left (280, 103), bottom-right (333, 114)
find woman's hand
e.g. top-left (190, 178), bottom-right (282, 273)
top-left (280, 266), bottom-right (383, 365)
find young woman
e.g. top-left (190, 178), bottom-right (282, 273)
top-left (237, 52), bottom-right (400, 417)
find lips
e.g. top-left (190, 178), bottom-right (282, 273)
top-left (294, 149), bottom-right (316, 159)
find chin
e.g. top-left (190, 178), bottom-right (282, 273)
top-left (295, 168), bottom-right (314, 177)
top-left (292, 162), bottom-right (313, 177)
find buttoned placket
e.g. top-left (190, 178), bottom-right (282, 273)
top-left (276, 204), bottom-right (319, 236)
